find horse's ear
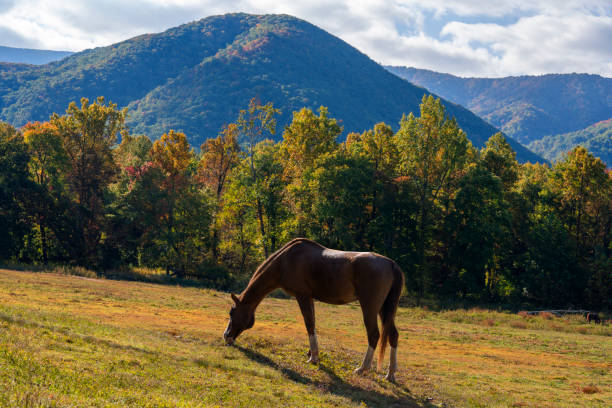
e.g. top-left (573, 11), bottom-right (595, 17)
top-left (231, 293), bottom-right (240, 304)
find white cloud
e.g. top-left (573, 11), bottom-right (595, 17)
top-left (0, 0), bottom-right (610, 77)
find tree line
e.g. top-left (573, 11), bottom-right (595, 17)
top-left (0, 96), bottom-right (610, 309)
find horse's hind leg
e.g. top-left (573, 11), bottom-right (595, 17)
top-left (354, 304), bottom-right (379, 375)
top-left (296, 295), bottom-right (319, 364)
top-left (386, 319), bottom-right (399, 382)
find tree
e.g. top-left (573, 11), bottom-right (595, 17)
top-left (394, 95), bottom-right (472, 300)
top-left (347, 122), bottom-right (399, 250)
top-left (549, 147), bottom-right (609, 260)
top-left (51, 97), bottom-right (126, 266)
top-left (305, 148), bottom-right (374, 249)
top-left (481, 132), bottom-right (519, 190)
top-left (145, 130), bottom-right (212, 277)
top-left (106, 134), bottom-right (154, 266)
top-left (0, 123), bottom-right (33, 261)
top-left (235, 98), bottom-right (279, 257)
top-left (218, 141), bottom-right (286, 267)
top-left (279, 106), bottom-right (342, 236)
top-left (22, 121), bottom-right (68, 263)
top-left (279, 107), bottom-right (341, 180)
top-left (199, 124), bottom-right (242, 259)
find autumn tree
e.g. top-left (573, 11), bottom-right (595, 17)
top-left (144, 130), bottom-right (212, 277)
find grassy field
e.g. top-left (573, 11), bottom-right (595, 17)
top-left (0, 269), bottom-right (610, 407)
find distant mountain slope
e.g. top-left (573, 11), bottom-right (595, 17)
top-left (528, 119), bottom-right (612, 165)
top-left (386, 66), bottom-right (612, 146)
top-left (0, 46), bottom-right (72, 65)
top-left (0, 14), bottom-right (541, 162)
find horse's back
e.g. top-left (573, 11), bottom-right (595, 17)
top-left (280, 243), bottom-right (395, 305)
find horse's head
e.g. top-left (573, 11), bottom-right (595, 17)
top-left (223, 293), bottom-right (255, 345)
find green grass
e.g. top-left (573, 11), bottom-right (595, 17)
top-left (0, 269), bottom-right (610, 407)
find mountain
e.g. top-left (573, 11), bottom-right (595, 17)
top-left (0, 46), bottom-right (72, 65)
top-left (528, 119), bottom-right (612, 165)
top-left (0, 14), bottom-right (541, 162)
top-left (386, 66), bottom-right (612, 146)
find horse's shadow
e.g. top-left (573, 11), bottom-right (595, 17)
top-left (236, 346), bottom-right (436, 408)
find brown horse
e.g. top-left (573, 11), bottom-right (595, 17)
top-left (223, 238), bottom-right (404, 381)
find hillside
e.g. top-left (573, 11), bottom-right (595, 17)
top-left (0, 46), bottom-right (72, 65)
top-left (1, 269), bottom-right (610, 407)
top-left (0, 13), bottom-right (541, 162)
top-left (386, 66), bottom-right (612, 146)
top-left (528, 119), bottom-right (612, 165)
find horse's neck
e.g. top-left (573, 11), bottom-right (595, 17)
top-left (241, 261), bottom-right (281, 307)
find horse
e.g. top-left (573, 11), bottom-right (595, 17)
top-left (586, 312), bottom-right (601, 324)
top-left (223, 238), bottom-right (404, 381)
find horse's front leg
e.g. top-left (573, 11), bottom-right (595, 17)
top-left (296, 295), bottom-right (319, 364)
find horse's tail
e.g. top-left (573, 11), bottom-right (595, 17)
top-left (378, 261), bottom-right (404, 371)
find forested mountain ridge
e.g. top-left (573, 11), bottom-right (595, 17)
top-left (0, 46), bottom-right (73, 65)
top-left (528, 119), bottom-right (612, 165)
top-left (0, 13), bottom-right (541, 162)
top-left (386, 66), bottom-right (612, 148)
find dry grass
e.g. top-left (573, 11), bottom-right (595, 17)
top-left (0, 268), bottom-right (610, 408)
top-left (580, 385), bottom-right (602, 394)
top-left (539, 311), bottom-right (555, 320)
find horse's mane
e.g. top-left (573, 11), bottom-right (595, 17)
top-left (247, 238), bottom-right (325, 283)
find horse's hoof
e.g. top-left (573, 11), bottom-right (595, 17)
top-left (385, 373), bottom-right (396, 382)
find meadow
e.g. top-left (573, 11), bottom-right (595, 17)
top-left (0, 268), bottom-right (610, 407)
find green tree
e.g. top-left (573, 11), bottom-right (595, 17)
top-left (279, 106), bottom-right (342, 236)
top-left (481, 132), bottom-right (519, 190)
top-left (106, 133), bottom-right (154, 266)
top-left (279, 107), bottom-right (341, 180)
top-left (0, 123), bottom-right (33, 261)
top-left (346, 122), bottom-right (398, 250)
top-left (199, 123), bottom-right (242, 260)
top-left (305, 148), bottom-right (374, 249)
top-left (218, 140), bottom-right (286, 268)
top-left (51, 97), bottom-right (126, 266)
top-left (394, 95), bottom-right (471, 300)
top-left (22, 121), bottom-right (68, 263)
top-left (236, 98), bottom-right (279, 257)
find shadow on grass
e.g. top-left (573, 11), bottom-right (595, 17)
top-left (236, 345), bottom-right (436, 408)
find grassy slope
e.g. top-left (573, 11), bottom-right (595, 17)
top-left (0, 269), bottom-right (610, 408)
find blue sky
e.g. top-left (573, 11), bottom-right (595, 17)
top-left (0, 0), bottom-right (610, 77)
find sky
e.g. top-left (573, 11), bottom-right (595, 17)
top-left (0, 0), bottom-right (610, 77)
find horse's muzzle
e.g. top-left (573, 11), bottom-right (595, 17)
top-left (223, 329), bottom-right (234, 345)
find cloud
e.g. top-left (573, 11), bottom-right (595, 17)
top-left (0, 0), bottom-right (610, 77)
top-left (0, 25), bottom-right (41, 48)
